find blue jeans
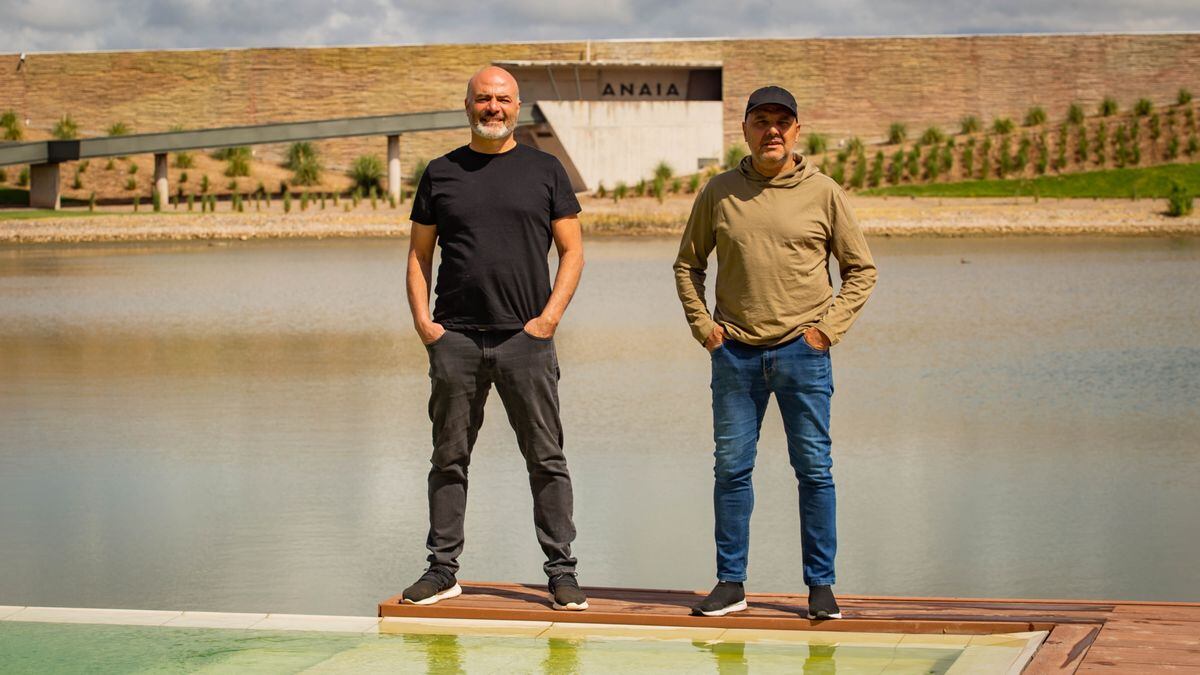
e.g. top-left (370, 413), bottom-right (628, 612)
top-left (709, 335), bottom-right (836, 587)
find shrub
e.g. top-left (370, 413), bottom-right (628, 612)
top-left (179, 171), bottom-right (188, 184)
top-left (1179, 89), bottom-right (1194, 106)
top-left (348, 154), bottom-right (384, 193)
top-left (887, 123), bottom-right (906, 145)
top-left (187, 194), bottom-right (194, 211)
top-left (614, 182), bottom-right (628, 201)
top-left (1053, 126), bottom-right (1068, 171)
top-left (1035, 138), bottom-right (1049, 175)
top-left (922, 147), bottom-right (939, 180)
top-left (653, 161), bottom-right (674, 182)
top-left (805, 133), bottom-right (827, 155)
top-left (595, 182), bottom-right (607, 199)
top-left (845, 137), bottom-right (864, 154)
top-left (18, 167), bottom-right (29, 187)
top-left (688, 174), bottom-right (701, 193)
top-left (1099, 97), bottom-right (1118, 116)
top-left (1149, 114), bottom-right (1161, 141)
top-left (72, 171), bottom-right (82, 190)
top-left (991, 117), bottom-right (1015, 134)
top-left (887, 150), bottom-right (903, 184)
top-left (670, 177), bottom-right (682, 194)
top-left (1167, 181), bottom-right (1193, 217)
top-left (284, 191), bottom-right (292, 214)
top-left (285, 142), bottom-right (317, 170)
top-left (651, 176), bottom-right (666, 203)
top-left (961, 142), bottom-right (975, 178)
top-left (829, 160), bottom-right (845, 186)
top-left (1134, 98), bottom-right (1153, 116)
top-left (127, 162), bottom-right (138, 175)
top-left (227, 178), bottom-right (238, 191)
top-left (1166, 135), bottom-right (1180, 160)
top-left (200, 174), bottom-right (211, 194)
top-left (1114, 126), bottom-right (1129, 167)
top-left (107, 122), bottom-right (131, 136)
top-left (979, 139), bottom-right (992, 178)
top-left (959, 116), bottom-right (980, 134)
top-left (291, 155), bottom-right (321, 185)
top-left (1094, 123), bottom-right (1107, 163)
top-left (868, 151), bottom-right (884, 187)
top-left (225, 153), bottom-right (250, 178)
top-left (89, 192), bottom-right (96, 212)
top-left (105, 158), bottom-right (116, 171)
top-left (635, 179), bottom-right (646, 197)
top-left (78, 160), bottom-right (89, 173)
top-left (997, 137), bottom-right (1013, 177)
top-left (723, 144), bottom-right (747, 168)
top-left (173, 151), bottom-right (194, 169)
top-left (133, 195), bottom-right (140, 212)
top-left (941, 140), bottom-right (954, 172)
top-left (52, 114), bottom-right (79, 140)
top-left (1076, 127), bottom-right (1089, 163)
top-left (1023, 107), bottom-right (1047, 127)
top-left (1, 110), bottom-right (22, 141)
top-left (920, 126), bottom-right (945, 145)
top-left (211, 146), bottom-right (249, 161)
top-left (152, 188), bottom-right (162, 212)
top-left (301, 191), bottom-right (310, 211)
top-left (905, 147), bottom-right (920, 179)
top-left (1187, 135), bottom-right (1199, 157)
top-left (850, 151), bottom-right (867, 188)
top-left (1188, 109), bottom-right (1196, 131)
top-left (125, 177), bottom-right (137, 191)
top-left (1067, 103), bottom-right (1085, 125)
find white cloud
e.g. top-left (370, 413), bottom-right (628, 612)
top-left (0, 0), bottom-right (1197, 53)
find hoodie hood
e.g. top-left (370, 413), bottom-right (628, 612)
top-left (737, 152), bottom-right (821, 187)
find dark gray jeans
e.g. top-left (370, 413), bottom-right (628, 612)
top-left (423, 328), bottom-right (578, 577)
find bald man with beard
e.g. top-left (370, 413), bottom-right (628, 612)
top-left (402, 66), bottom-right (588, 611)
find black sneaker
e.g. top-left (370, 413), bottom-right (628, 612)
top-left (691, 581), bottom-right (747, 617)
top-left (807, 584), bottom-right (841, 619)
top-left (549, 573), bottom-right (589, 611)
top-left (401, 567), bottom-right (461, 605)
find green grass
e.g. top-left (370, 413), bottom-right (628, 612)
top-left (861, 162), bottom-right (1200, 199)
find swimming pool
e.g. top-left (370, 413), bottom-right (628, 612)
top-left (0, 606), bottom-right (1044, 673)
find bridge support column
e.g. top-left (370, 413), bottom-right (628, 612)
top-left (387, 134), bottom-right (401, 203)
top-left (154, 153), bottom-right (169, 210)
top-left (29, 163), bottom-right (62, 210)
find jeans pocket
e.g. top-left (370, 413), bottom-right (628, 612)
top-left (522, 329), bottom-right (554, 342)
top-left (424, 331), bottom-right (450, 349)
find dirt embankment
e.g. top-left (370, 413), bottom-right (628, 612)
top-left (2, 195), bottom-right (1198, 244)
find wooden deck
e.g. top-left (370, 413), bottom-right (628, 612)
top-left (379, 582), bottom-right (1200, 672)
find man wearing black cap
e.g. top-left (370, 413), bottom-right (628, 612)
top-left (674, 85), bottom-right (877, 619)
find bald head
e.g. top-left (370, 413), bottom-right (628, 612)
top-left (465, 66), bottom-right (521, 143)
top-left (466, 66), bottom-right (520, 102)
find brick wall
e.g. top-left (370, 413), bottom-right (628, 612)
top-left (2, 34), bottom-right (1197, 179)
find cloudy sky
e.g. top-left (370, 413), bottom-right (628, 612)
top-left (1, 0), bottom-right (1197, 53)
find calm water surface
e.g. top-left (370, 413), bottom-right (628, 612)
top-left (1, 236), bottom-right (1197, 615)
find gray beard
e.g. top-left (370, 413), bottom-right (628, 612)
top-left (471, 115), bottom-right (516, 140)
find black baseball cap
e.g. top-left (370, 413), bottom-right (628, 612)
top-left (744, 86), bottom-right (797, 119)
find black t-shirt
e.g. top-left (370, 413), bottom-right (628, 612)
top-left (410, 144), bottom-right (581, 330)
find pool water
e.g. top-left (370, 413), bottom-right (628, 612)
top-left (0, 618), bottom-right (1039, 674)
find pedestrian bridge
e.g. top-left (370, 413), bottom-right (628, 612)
top-left (0, 107), bottom-right (542, 210)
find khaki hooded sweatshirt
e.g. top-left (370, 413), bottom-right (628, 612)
top-left (673, 154), bottom-right (877, 348)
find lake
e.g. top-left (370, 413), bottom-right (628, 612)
top-left (1, 235), bottom-right (1197, 615)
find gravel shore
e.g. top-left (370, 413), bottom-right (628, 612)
top-left (2, 195), bottom-right (1198, 244)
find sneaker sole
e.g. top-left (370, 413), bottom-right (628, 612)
top-left (402, 583), bottom-right (462, 606)
top-left (806, 611), bottom-right (842, 620)
top-left (551, 600), bottom-right (589, 611)
top-left (695, 599), bottom-right (748, 617)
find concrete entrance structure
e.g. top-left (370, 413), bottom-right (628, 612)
top-left (502, 61), bottom-right (724, 191)
top-left (525, 101), bottom-right (722, 191)
top-left (29, 163), bottom-right (60, 210)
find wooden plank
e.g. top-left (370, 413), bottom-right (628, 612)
top-left (1112, 605), bottom-right (1200, 622)
top-left (1024, 624), bottom-right (1100, 674)
top-left (1099, 620), bottom-right (1200, 638)
top-left (1078, 664), bottom-right (1197, 673)
top-left (1084, 645), bottom-right (1200, 667)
